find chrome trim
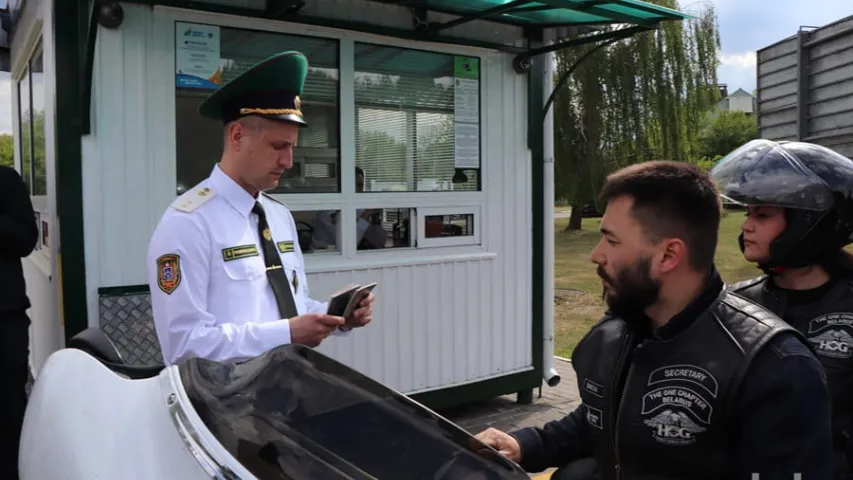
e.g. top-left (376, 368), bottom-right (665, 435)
top-left (168, 398), bottom-right (242, 480)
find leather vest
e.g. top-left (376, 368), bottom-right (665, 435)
top-left (731, 276), bottom-right (853, 455)
top-left (571, 289), bottom-right (798, 480)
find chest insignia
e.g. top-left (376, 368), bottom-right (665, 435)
top-left (277, 240), bottom-right (295, 253)
top-left (222, 244), bottom-right (260, 262)
top-left (582, 378), bottom-right (604, 398)
top-left (807, 313), bottom-right (853, 359)
top-left (585, 404), bottom-right (603, 430)
top-left (641, 364), bottom-right (718, 446)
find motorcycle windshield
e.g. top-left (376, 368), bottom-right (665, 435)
top-left (177, 345), bottom-right (530, 480)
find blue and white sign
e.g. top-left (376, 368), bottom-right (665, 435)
top-left (175, 22), bottom-right (221, 89)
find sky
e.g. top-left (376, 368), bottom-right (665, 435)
top-left (0, 0), bottom-right (851, 135)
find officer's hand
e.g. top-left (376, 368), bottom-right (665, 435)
top-left (345, 292), bottom-right (374, 329)
top-left (474, 427), bottom-right (521, 462)
top-left (289, 313), bottom-right (345, 347)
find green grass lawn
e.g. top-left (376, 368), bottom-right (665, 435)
top-left (553, 210), bottom-right (758, 358)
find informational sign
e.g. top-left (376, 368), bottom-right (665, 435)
top-left (453, 56), bottom-right (480, 169)
top-left (175, 22), bottom-right (222, 89)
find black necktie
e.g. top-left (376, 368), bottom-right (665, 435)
top-left (252, 201), bottom-right (298, 320)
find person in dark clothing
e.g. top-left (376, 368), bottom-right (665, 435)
top-left (0, 165), bottom-right (38, 480)
top-left (712, 139), bottom-right (853, 479)
top-left (475, 161), bottom-right (834, 479)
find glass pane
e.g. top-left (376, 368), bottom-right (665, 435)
top-left (30, 48), bottom-right (47, 196)
top-left (420, 0), bottom-right (688, 25)
top-left (175, 23), bottom-right (340, 195)
top-left (356, 207), bottom-right (413, 250)
top-left (354, 44), bottom-right (480, 193)
top-left (291, 209), bottom-right (341, 254)
top-left (17, 71), bottom-right (31, 195)
top-left (425, 213), bottom-right (474, 238)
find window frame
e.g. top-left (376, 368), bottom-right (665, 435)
top-left (352, 41), bottom-right (483, 195)
top-left (172, 21), bottom-right (343, 196)
top-left (160, 7), bottom-right (489, 267)
top-left (12, 31), bottom-right (50, 265)
top-left (417, 205), bottom-right (481, 248)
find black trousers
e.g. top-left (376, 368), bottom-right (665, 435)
top-left (0, 309), bottom-right (30, 480)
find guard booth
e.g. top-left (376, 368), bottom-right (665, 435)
top-left (2, 0), bottom-right (690, 410)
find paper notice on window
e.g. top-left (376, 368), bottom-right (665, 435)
top-left (454, 56), bottom-right (480, 169)
top-left (175, 22), bottom-right (222, 89)
top-left (455, 123), bottom-right (480, 169)
top-left (454, 78), bottom-right (479, 124)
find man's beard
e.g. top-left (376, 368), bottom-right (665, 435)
top-left (598, 256), bottom-right (661, 321)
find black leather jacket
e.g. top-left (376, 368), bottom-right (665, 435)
top-left (732, 274), bottom-right (853, 478)
top-left (512, 272), bottom-right (835, 479)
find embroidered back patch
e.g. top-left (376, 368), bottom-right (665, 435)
top-left (276, 241), bottom-right (294, 253)
top-left (222, 244), bottom-right (260, 262)
top-left (156, 254), bottom-right (182, 294)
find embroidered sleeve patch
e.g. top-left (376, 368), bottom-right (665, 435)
top-left (276, 241), bottom-right (294, 253)
top-left (222, 244), bottom-right (260, 262)
top-left (156, 254), bottom-right (182, 294)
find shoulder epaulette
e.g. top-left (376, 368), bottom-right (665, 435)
top-left (171, 185), bottom-right (216, 213)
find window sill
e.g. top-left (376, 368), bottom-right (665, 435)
top-left (304, 247), bottom-right (497, 273)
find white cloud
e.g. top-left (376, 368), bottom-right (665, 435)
top-left (716, 51), bottom-right (757, 91)
top-left (719, 51), bottom-right (756, 70)
top-left (0, 72), bottom-right (12, 135)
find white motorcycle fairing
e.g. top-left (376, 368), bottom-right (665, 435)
top-left (19, 348), bottom-right (254, 480)
top-left (20, 342), bottom-right (531, 480)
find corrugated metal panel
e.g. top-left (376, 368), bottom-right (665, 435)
top-left (756, 15), bottom-right (853, 157)
top-left (82, 4), bottom-right (533, 394)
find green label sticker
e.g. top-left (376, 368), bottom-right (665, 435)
top-left (454, 56), bottom-right (480, 79)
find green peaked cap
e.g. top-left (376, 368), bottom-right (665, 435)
top-left (198, 50), bottom-right (309, 126)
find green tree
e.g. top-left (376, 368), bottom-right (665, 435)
top-left (553, 0), bottom-right (721, 230)
top-left (696, 110), bottom-right (757, 159)
top-left (0, 134), bottom-right (13, 168)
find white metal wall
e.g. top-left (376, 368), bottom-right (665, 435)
top-left (81, 2), bottom-right (533, 393)
top-left (9, 0), bottom-right (64, 375)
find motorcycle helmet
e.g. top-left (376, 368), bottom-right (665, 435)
top-left (709, 139), bottom-right (853, 274)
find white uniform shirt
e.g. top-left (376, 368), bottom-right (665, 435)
top-left (147, 164), bottom-right (346, 365)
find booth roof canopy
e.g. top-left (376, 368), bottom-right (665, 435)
top-left (367, 0), bottom-right (694, 28)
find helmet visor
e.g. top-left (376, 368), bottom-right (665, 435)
top-left (709, 139), bottom-right (834, 211)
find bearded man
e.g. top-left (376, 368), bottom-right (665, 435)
top-left (474, 161), bottom-right (834, 479)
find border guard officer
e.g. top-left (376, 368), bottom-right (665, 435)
top-left (147, 51), bottom-right (373, 365)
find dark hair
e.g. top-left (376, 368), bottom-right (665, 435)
top-left (598, 160), bottom-right (722, 271)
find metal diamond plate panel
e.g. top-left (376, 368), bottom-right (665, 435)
top-left (98, 292), bottom-right (163, 366)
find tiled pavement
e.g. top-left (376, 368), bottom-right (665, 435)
top-left (438, 357), bottom-right (580, 435)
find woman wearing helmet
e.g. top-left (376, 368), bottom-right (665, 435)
top-left (711, 138), bottom-right (853, 479)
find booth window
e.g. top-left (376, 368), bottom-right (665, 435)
top-left (353, 43), bottom-right (481, 193)
top-left (291, 209), bottom-right (342, 255)
top-left (16, 42), bottom-right (46, 197)
top-left (174, 23), bottom-right (340, 195)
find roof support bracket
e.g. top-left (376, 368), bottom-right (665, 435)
top-left (428, 0), bottom-right (534, 33)
top-left (512, 23), bottom-right (653, 73)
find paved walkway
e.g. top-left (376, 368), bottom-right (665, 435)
top-left (439, 357), bottom-right (580, 435)
top-left (437, 358), bottom-right (579, 479)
